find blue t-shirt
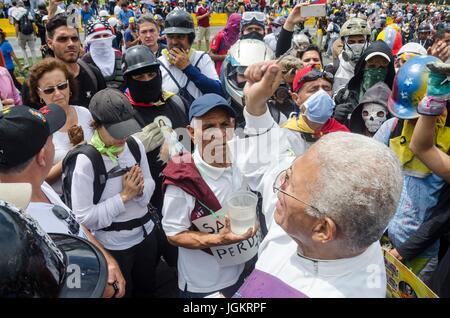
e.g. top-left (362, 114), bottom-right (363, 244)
top-left (80, 8), bottom-right (95, 25)
top-left (0, 40), bottom-right (14, 71)
top-left (118, 10), bottom-right (134, 28)
top-left (124, 29), bottom-right (136, 44)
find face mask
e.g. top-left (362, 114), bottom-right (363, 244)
top-left (241, 31), bottom-right (265, 41)
top-left (342, 42), bottom-right (366, 64)
top-left (303, 89), bottom-right (335, 124)
top-left (127, 73), bottom-right (162, 104)
top-left (362, 103), bottom-right (387, 133)
top-left (89, 37), bottom-right (115, 77)
top-left (362, 68), bottom-right (387, 94)
top-left (273, 26), bottom-right (282, 37)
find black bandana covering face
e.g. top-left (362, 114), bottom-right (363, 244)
top-left (127, 72), bottom-right (163, 104)
top-left (240, 31), bottom-right (265, 41)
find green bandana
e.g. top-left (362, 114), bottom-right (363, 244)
top-left (360, 68), bottom-right (388, 99)
top-left (90, 131), bottom-right (124, 164)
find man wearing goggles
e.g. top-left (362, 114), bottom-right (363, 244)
top-left (240, 11), bottom-right (266, 41)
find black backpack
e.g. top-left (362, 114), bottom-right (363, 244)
top-left (61, 137), bottom-right (141, 209)
top-left (18, 10), bottom-right (34, 35)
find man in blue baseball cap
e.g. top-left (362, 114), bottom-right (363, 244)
top-left (161, 93), bottom-right (259, 298)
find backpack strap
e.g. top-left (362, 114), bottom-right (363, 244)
top-left (62, 144), bottom-right (107, 207)
top-left (77, 59), bottom-right (99, 92)
top-left (126, 137), bottom-right (141, 165)
top-left (389, 117), bottom-right (403, 139)
top-left (159, 61), bottom-right (183, 90)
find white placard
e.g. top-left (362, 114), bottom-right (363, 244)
top-left (192, 208), bottom-right (261, 267)
top-left (300, 4), bottom-right (326, 17)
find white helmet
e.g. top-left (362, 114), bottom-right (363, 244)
top-left (99, 10), bottom-right (109, 18)
top-left (292, 33), bottom-right (310, 50)
top-left (222, 39), bottom-right (275, 107)
top-left (107, 17), bottom-right (118, 28)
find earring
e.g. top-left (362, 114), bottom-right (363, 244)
top-left (40, 98), bottom-right (45, 104)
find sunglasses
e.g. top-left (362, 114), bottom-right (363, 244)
top-left (38, 80), bottom-right (69, 95)
top-left (52, 205), bottom-right (80, 235)
top-left (296, 69), bottom-right (334, 92)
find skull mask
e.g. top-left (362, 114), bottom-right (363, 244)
top-left (362, 103), bottom-right (387, 133)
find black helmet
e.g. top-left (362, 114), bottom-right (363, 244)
top-left (0, 200), bottom-right (108, 298)
top-left (164, 10), bottom-right (195, 34)
top-left (418, 22), bottom-right (431, 33)
top-left (122, 45), bottom-right (160, 76)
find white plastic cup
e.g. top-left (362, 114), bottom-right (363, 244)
top-left (226, 191), bottom-right (258, 235)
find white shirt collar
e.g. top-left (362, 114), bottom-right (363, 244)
top-left (294, 242), bottom-right (381, 277)
top-left (193, 148), bottom-right (230, 181)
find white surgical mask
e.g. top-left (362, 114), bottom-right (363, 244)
top-left (362, 103), bottom-right (387, 133)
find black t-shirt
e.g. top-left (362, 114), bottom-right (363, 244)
top-left (75, 62), bottom-right (107, 108)
top-left (132, 97), bottom-right (190, 212)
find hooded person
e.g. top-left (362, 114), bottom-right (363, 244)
top-left (348, 82), bottom-right (391, 137)
top-left (209, 13), bottom-right (241, 75)
top-left (81, 17), bottom-right (125, 91)
top-left (334, 40), bottom-right (395, 125)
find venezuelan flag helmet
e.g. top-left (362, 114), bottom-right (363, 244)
top-left (377, 25), bottom-right (402, 55)
top-left (388, 55), bottom-right (439, 119)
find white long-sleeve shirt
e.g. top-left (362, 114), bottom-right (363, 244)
top-left (70, 137), bottom-right (155, 250)
top-left (229, 107), bottom-right (387, 297)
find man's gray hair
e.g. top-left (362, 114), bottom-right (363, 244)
top-left (306, 132), bottom-right (403, 253)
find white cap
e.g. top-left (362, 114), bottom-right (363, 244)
top-left (0, 183), bottom-right (32, 210)
top-left (108, 17), bottom-right (118, 28)
top-left (365, 52), bottom-right (391, 63)
top-left (99, 10), bottom-right (109, 17)
top-left (397, 43), bottom-right (427, 57)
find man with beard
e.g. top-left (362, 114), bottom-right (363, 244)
top-left (22, 14), bottom-right (106, 109)
top-left (122, 45), bottom-right (190, 268)
top-left (81, 17), bottom-right (125, 91)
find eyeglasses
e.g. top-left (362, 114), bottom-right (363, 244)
top-left (296, 69), bottom-right (334, 92)
top-left (242, 11), bottom-right (266, 23)
top-left (38, 80), bottom-right (69, 95)
top-left (272, 168), bottom-right (322, 215)
top-left (52, 205), bottom-right (80, 235)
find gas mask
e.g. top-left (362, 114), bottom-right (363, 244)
top-left (342, 40), bottom-right (367, 64)
top-left (362, 103), bottom-right (387, 133)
